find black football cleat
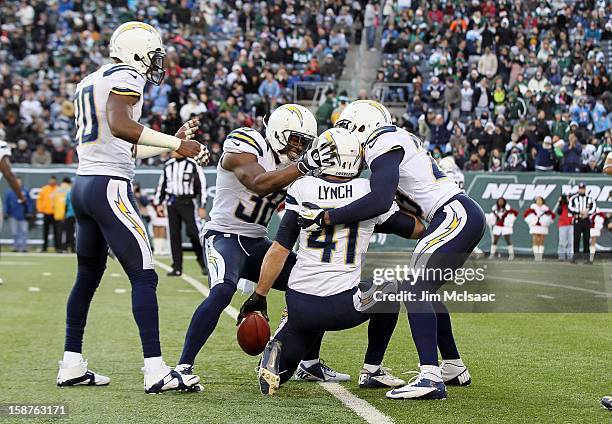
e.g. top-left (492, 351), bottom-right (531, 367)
top-left (258, 340), bottom-right (282, 395)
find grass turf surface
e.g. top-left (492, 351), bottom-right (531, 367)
top-left (0, 254), bottom-right (610, 423)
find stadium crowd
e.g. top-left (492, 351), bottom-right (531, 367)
top-left (375, 0), bottom-right (611, 173)
top-left (0, 0), bottom-right (360, 167)
top-left (0, 0), bottom-right (610, 173)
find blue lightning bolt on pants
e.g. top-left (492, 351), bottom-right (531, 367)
top-left (65, 175), bottom-right (161, 358)
top-left (403, 193), bottom-right (486, 366)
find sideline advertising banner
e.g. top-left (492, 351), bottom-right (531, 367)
top-left (1, 166), bottom-right (610, 254)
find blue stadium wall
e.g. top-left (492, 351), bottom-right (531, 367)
top-left (1, 166), bottom-right (610, 254)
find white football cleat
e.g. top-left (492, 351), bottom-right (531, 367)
top-left (143, 362), bottom-right (200, 394)
top-left (174, 364), bottom-right (204, 392)
top-left (57, 359), bottom-right (110, 387)
top-left (294, 359), bottom-right (350, 382)
top-left (358, 367), bottom-right (405, 388)
top-left (386, 371), bottom-right (447, 400)
top-left (441, 360), bottom-right (471, 386)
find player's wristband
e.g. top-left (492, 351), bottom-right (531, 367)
top-left (138, 126), bottom-right (181, 151)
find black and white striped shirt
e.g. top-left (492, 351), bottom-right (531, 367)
top-left (154, 158), bottom-right (207, 207)
top-left (568, 192), bottom-right (596, 221)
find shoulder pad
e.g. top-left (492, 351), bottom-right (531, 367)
top-left (225, 127), bottom-right (266, 156)
top-left (366, 125), bottom-right (397, 147)
top-left (103, 63), bottom-right (144, 80)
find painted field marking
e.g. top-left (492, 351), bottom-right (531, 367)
top-left (153, 259), bottom-right (393, 424)
top-left (489, 275), bottom-right (611, 297)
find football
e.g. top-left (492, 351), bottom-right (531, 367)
top-left (237, 312), bottom-right (270, 356)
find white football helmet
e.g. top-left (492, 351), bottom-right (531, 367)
top-left (109, 22), bottom-right (166, 85)
top-left (437, 156), bottom-right (456, 174)
top-left (318, 128), bottom-right (362, 178)
top-left (265, 104), bottom-right (317, 165)
top-left (335, 100), bottom-right (393, 146)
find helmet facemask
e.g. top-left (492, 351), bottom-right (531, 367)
top-left (278, 130), bottom-right (315, 162)
top-left (335, 119), bottom-right (368, 145)
top-left (140, 49), bottom-right (166, 85)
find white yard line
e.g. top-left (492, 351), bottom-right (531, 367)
top-left (153, 259), bottom-right (393, 424)
top-left (153, 259), bottom-right (240, 321)
top-left (318, 383), bottom-right (394, 424)
top-left (489, 275), bottom-right (611, 297)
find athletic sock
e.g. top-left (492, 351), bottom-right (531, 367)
top-left (62, 351), bottom-right (83, 367)
top-left (507, 245), bottom-right (514, 259)
top-left (65, 255), bottom-right (106, 353)
top-left (589, 246), bottom-right (595, 262)
top-left (143, 356), bottom-right (164, 372)
top-left (489, 245), bottom-right (496, 257)
top-left (420, 365), bottom-right (442, 382)
top-left (302, 332), bottom-right (322, 361)
top-left (363, 363), bottom-right (381, 373)
top-left (433, 301), bottom-right (460, 360)
top-left (441, 358), bottom-right (464, 367)
top-left (129, 269), bottom-right (161, 358)
top-left (364, 312), bottom-right (398, 365)
top-left (179, 283), bottom-right (236, 365)
top-left (532, 246), bottom-right (538, 260)
top-left (407, 308), bottom-right (438, 366)
top-left (300, 358), bottom-right (320, 368)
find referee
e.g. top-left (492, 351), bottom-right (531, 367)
top-left (568, 183), bottom-right (596, 264)
top-left (154, 152), bottom-right (207, 276)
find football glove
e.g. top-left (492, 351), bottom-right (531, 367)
top-left (298, 208), bottom-right (325, 231)
top-left (297, 138), bottom-right (338, 175)
top-left (237, 292), bottom-right (268, 325)
top-left (194, 144), bottom-right (210, 166)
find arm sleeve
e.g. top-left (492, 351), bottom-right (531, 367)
top-left (196, 165), bottom-right (207, 207)
top-left (275, 209), bottom-right (301, 250)
top-left (374, 211), bottom-right (416, 238)
top-left (328, 149), bottom-right (403, 225)
top-left (135, 145), bottom-right (173, 159)
top-left (588, 197), bottom-right (597, 214)
top-left (153, 171), bottom-right (167, 206)
top-left (567, 195), bottom-right (579, 214)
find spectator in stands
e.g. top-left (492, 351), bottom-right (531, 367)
top-left (429, 114), bottom-right (450, 153)
top-left (258, 71), bottom-right (281, 103)
top-left (443, 78), bottom-right (461, 121)
top-left (31, 145), bottom-right (51, 166)
top-left (472, 78), bottom-right (489, 118)
top-left (315, 89), bottom-right (335, 132)
top-left (535, 136), bottom-right (557, 172)
top-left (37, 175), bottom-right (57, 252)
top-left (459, 80), bottom-right (473, 117)
top-left (478, 47), bottom-right (498, 78)
top-left (364, 3), bottom-right (378, 51)
top-left (562, 135), bottom-right (583, 172)
top-left (319, 54), bottom-right (339, 80)
top-left (3, 177), bottom-right (33, 252)
top-left (12, 140), bottom-right (31, 164)
top-left (464, 152), bottom-right (484, 171)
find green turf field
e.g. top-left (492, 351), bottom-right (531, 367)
top-left (0, 253), bottom-right (610, 423)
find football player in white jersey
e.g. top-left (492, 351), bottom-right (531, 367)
top-left (57, 22), bottom-right (207, 394)
top-left (299, 101), bottom-right (486, 400)
top-left (0, 140), bottom-right (27, 232)
top-left (174, 104), bottom-right (347, 383)
top-left (237, 128), bottom-right (423, 395)
top-left (438, 156), bottom-right (465, 190)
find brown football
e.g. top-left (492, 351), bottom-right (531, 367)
top-left (237, 312), bottom-right (270, 356)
